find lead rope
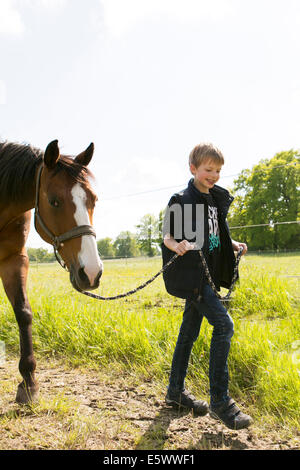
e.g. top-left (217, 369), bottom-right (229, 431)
top-left (73, 252), bottom-right (180, 300)
top-left (73, 247), bottom-right (243, 302)
top-left (198, 247), bottom-right (243, 304)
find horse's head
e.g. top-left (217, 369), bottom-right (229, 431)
top-left (35, 139), bottom-right (103, 291)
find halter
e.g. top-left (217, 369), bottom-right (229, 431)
top-left (34, 163), bottom-right (96, 271)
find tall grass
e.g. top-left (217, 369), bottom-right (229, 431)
top-left (0, 253), bottom-right (299, 430)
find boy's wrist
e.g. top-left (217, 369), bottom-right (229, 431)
top-left (232, 240), bottom-right (239, 250)
top-left (164, 236), bottom-right (194, 256)
top-left (232, 240), bottom-right (247, 255)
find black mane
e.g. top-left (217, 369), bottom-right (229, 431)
top-left (0, 141), bottom-right (91, 204)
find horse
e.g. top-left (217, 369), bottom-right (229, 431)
top-left (0, 139), bottom-right (103, 404)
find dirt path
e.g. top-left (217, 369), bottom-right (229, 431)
top-left (0, 358), bottom-right (298, 450)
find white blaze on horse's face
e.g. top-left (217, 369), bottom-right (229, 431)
top-left (71, 183), bottom-right (103, 286)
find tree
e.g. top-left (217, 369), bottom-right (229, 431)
top-left (113, 231), bottom-right (140, 258)
top-left (157, 209), bottom-right (165, 246)
top-left (227, 150), bottom-right (300, 250)
top-left (97, 238), bottom-right (115, 258)
top-left (136, 213), bottom-right (159, 256)
top-left (27, 248), bottom-right (55, 263)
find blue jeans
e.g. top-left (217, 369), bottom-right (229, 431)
top-left (168, 283), bottom-right (234, 407)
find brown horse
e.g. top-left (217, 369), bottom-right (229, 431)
top-left (0, 139), bottom-right (103, 404)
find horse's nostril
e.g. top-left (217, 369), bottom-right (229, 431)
top-left (77, 267), bottom-right (102, 289)
top-left (78, 266), bottom-right (89, 285)
top-left (94, 270), bottom-right (102, 285)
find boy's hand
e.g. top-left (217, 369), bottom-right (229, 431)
top-left (232, 240), bottom-right (247, 255)
top-left (163, 234), bottom-right (194, 256)
top-left (175, 240), bottom-right (195, 256)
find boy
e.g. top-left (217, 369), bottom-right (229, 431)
top-left (162, 143), bottom-right (252, 430)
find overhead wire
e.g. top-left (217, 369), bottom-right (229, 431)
top-left (101, 160), bottom-right (298, 201)
top-left (96, 159), bottom-right (299, 235)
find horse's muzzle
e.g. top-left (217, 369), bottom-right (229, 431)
top-left (70, 265), bottom-right (102, 291)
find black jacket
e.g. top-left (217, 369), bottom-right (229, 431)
top-left (161, 179), bottom-right (236, 300)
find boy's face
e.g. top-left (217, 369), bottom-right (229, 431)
top-left (190, 158), bottom-right (222, 193)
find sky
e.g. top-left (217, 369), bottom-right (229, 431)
top-left (1, 0), bottom-right (300, 248)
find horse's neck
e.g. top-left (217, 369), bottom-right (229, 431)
top-left (0, 179), bottom-right (36, 232)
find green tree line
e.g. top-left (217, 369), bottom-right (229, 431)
top-left (28, 150), bottom-right (300, 262)
top-left (27, 248), bottom-right (56, 263)
top-left (227, 150), bottom-right (299, 250)
top-left (97, 211), bottom-right (164, 258)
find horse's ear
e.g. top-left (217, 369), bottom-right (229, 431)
top-left (44, 140), bottom-right (60, 169)
top-left (74, 143), bottom-right (94, 167)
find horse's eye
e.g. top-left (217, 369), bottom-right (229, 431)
top-left (49, 197), bottom-right (60, 208)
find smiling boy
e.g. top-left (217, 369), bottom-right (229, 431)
top-left (162, 143), bottom-right (251, 430)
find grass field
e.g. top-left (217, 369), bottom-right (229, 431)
top-left (0, 252), bottom-right (299, 440)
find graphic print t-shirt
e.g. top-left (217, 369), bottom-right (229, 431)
top-left (201, 192), bottom-right (221, 287)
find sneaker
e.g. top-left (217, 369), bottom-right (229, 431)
top-left (165, 389), bottom-right (209, 416)
top-left (209, 398), bottom-right (252, 430)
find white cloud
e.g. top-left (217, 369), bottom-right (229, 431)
top-left (0, 80), bottom-right (6, 104)
top-left (91, 154), bottom-right (187, 239)
top-left (110, 155), bottom-right (185, 194)
top-left (0, 0), bottom-right (69, 35)
top-left (24, 0), bottom-right (68, 8)
top-left (0, 0), bottom-right (24, 35)
top-left (100, 0), bottom-right (238, 37)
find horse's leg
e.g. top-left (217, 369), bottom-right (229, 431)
top-left (0, 253), bottom-right (39, 404)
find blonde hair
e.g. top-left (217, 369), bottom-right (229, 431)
top-left (189, 143), bottom-right (224, 168)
